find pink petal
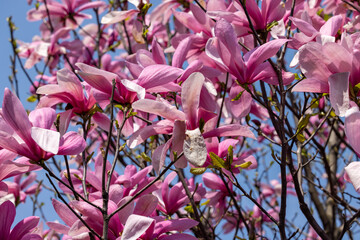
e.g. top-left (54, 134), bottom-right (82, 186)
top-left (52, 199), bottom-right (78, 226)
top-left (190, 3), bottom-right (212, 34)
top-left (10, 216), bottom-right (39, 240)
top-left (298, 42), bottom-right (332, 80)
top-left (205, 37), bottom-right (227, 70)
top-left (172, 120), bottom-right (187, 169)
top-left (121, 79), bottom-right (145, 100)
top-left (117, 196), bottom-right (135, 225)
top-left (92, 112), bottom-right (114, 133)
top-left (291, 78), bottom-right (329, 93)
top-left (133, 194), bottom-right (158, 216)
top-left (2, 89), bottom-right (33, 146)
top-left (345, 162), bottom-right (360, 192)
top-left (36, 84), bottom-right (63, 95)
top-left (101, 9), bottom-right (139, 24)
top-left (227, 85), bottom-right (252, 118)
top-left (172, 37), bottom-right (192, 68)
top-left (214, 19), bottom-right (239, 60)
top-left (77, 1), bottom-right (106, 12)
top-left (158, 233), bottom-right (198, 240)
top-left (152, 139), bottom-right (172, 174)
top-left (57, 68), bottom-right (84, 101)
top-left (0, 149), bottom-right (18, 164)
top-left (0, 200), bottom-right (15, 239)
top-left (137, 65), bottom-right (183, 92)
top-left (172, 10), bottom-right (204, 33)
top-left (58, 131), bottom-right (86, 155)
top-left (46, 222), bottom-right (70, 234)
top-left (0, 131), bottom-right (34, 160)
top-left (136, 49), bottom-right (156, 67)
top-left (246, 39), bottom-right (289, 76)
top-left (322, 42), bottom-right (352, 73)
top-left (76, 63), bottom-right (118, 95)
top-left (203, 124), bottom-right (256, 139)
top-left (68, 219), bottom-right (93, 239)
top-left (58, 109), bottom-right (73, 136)
top-left (345, 109), bottom-right (360, 155)
top-left (154, 218), bottom-right (198, 237)
top-left (121, 214), bottom-right (155, 240)
top-left (181, 72), bottom-right (205, 129)
top-left (328, 72), bottom-right (350, 117)
top-left (29, 108), bottom-right (56, 129)
top-left (127, 120), bottom-right (174, 148)
top-left (162, 172), bottom-right (177, 206)
top-left (151, 39), bottom-right (166, 65)
top-left (203, 173), bottom-right (226, 191)
top-left (31, 127), bottom-right (60, 154)
top-left (132, 99), bottom-right (185, 122)
top-left (290, 17), bottom-right (318, 36)
top-left (319, 15), bottom-right (343, 36)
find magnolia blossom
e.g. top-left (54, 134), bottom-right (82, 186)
top-left (0, 88), bottom-right (86, 161)
top-left (129, 72), bottom-right (255, 172)
top-left (0, 201), bottom-right (41, 240)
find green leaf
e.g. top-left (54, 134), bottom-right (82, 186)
top-left (27, 95), bottom-right (37, 102)
top-left (86, 152), bottom-right (95, 163)
top-left (266, 20), bottom-right (279, 31)
top-left (209, 152), bottom-right (226, 169)
top-left (296, 114), bottom-right (311, 134)
top-left (114, 104), bottom-right (124, 110)
top-left (231, 90), bottom-right (244, 101)
top-left (190, 167), bottom-right (206, 175)
top-left (73, 174), bottom-right (82, 181)
top-left (235, 161), bottom-right (252, 169)
top-left (184, 205), bottom-right (194, 214)
top-left (128, 111), bottom-right (137, 117)
top-left (141, 3), bottom-right (152, 14)
top-left (330, 110), bottom-right (337, 118)
top-left (201, 199), bottom-right (210, 206)
top-left (297, 133), bottom-right (306, 143)
top-left (140, 152), bottom-right (152, 162)
top-left (226, 145), bottom-right (233, 169)
top-left (294, 73), bottom-right (300, 80)
top-left (310, 98), bottom-right (319, 109)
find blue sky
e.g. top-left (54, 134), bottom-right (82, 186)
top-left (0, 1), bottom-right (39, 100)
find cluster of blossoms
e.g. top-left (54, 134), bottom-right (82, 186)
top-left (3, 0), bottom-right (360, 239)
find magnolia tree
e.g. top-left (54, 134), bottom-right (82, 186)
top-left (3, 0), bottom-right (360, 239)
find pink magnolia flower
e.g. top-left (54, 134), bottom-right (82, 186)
top-left (0, 149), bottom-right (39, 184)
top-left (27, 0), bottom-right (106, 29)
top-left (3, 172), bottom-right (40, 205)
top-left (289, 14), bottom-right (343, 49)
top-left (0, 88), bottom-right (86, 162)
top-left (48, 191), bottom-right (197, 240)
top-left (292, 40), bottom-right (353, 116)
top-left (116, 165), bottom-right (161, 198)
top-left (205, 138), bottom-right (258, 171)
top-left (208, 0), bottom-right (285, 37)
top-left (129, 72), bottom-right (255, 172)
top-left (203, 172), bottom-right (232, 221)
top-left (37, 68), bottom-right (96, 114)
top-left (59, 153), bottom-right (121, 197)
top-left (0, 200), bottom-right (41, 240)
top-left (155, 171), bottom-right (205, 215)
top-left (205, 18), bottom-right (293, 85)
top-left (122, 214), bottom-right (198, 240)
top-left (75, 62), bottom-right (146, 108)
